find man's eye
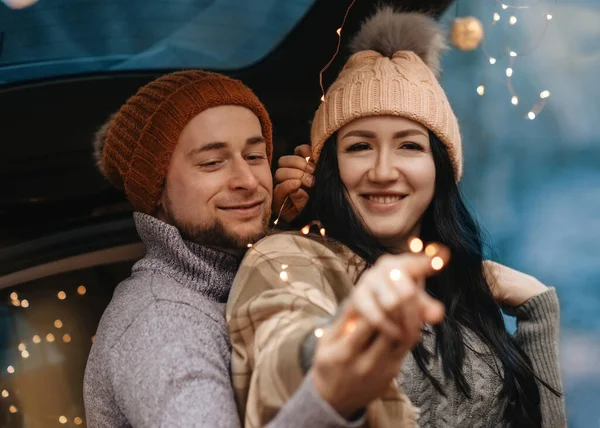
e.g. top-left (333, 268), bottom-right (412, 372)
top-left (199, 160), bottom-right (222, 168)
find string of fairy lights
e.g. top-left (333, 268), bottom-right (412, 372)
top-left (319, 0), bottom-right (357, 102)
top-left (273, 0), bottom-right (357, 225)
top-left (475, 1), bottom-right (556, 120)
top-left (316, 0), bottom-right (556, 122)
top-left (3, 287), bottom-right (90, 425)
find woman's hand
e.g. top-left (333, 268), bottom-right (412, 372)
top-left (350, 250), bottom-right (449, 341)
top-left (310, 247), bottom-right (449, 419)
top-left (272, 145), bottom-right (314, 223)
top-left (484, 260), bottom-right (548, 307)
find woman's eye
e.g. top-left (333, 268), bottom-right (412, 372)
top-left (347, 142), bottom-right (371, 152)
top-left (399, 142), bottom-right (425, 151)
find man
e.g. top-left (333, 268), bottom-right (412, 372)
top-left (84, 70), bottom-right (364, 427)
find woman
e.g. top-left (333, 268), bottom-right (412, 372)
top-left (228, 8), bottom-right (565, 427)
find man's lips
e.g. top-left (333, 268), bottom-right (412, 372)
top-left (217, 200), bottom-right (265, 210)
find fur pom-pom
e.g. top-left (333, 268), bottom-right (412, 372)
top-left (92, 112), bottom-right (117, 176)
top-left (350, 7), bottom-right (447, 77)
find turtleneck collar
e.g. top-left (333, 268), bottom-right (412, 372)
top-left (132, 213), bottom-right (239, 303)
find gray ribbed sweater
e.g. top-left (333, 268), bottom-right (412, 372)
top-left (399, 288), bottom-right (566, 427)
top-left (83, 213), bottom-right (364, 428)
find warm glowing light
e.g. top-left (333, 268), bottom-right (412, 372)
top-left (10, 292), bottom-right (18, 300)
top-left (12, 299), bottom-right (20, 307)
top-left (540, 90), bottom-right (550, 99)
top-left (528, 111), bottom-right (536, 120)
top-left (247, 243), bottom-right (253, 248)
top-left (18, 343), bottom-right (26, 352)
top-left (302, 225), bottom-right (310, 235)
top-left (2, 390), bottom-right (8, 398)
top-left (314, 328), bottom-right (324, 338)
top-left (506, 68), bottom-right (513, 77)
top-left (59, 416), bottom-right (68, 424)
top-left (46, 333), bottom-right (55, 343)
top-left (493, 12), bottom-right (500, 21)
top-left (74, 418), bottom-right (83, 425)
top-left (344, 319), bottom-right (357, 334)
top-left (319, 228), bottom-right (326, 236)
top-left (425, 244), bottom-right (440, 257)
top-left (320, 95), bottom-right (325, 102)
top-left (33, 335), bottom-right (41, 344)
top-left (63, 334), bottom-right (72, 343)
top-left (21, 299), bottom-right (29, 308)
top-left (409, 238), bottom-right (424, 253)
top-left (58, 291), bottom-right (66, 300)
top-left (489, 57), bottom-right (497, 64)
top-left (78, 285), bottom-right (87, 295)
top-left (21, 350), bottom-right (29, 359)
top-left (281, 264), bottom-right (288, 270)
top-left (511, 96), bottom-right (519, 105)
top-left (279, 271), bottom-right (289, 282)
top-left (7, 366), bottom-right (15, 374)
top-left (55, 320), bottom-right (63, 329)
top-left (509, 16), bottom-right (517, 25)
top-left (432, 256), bottom-right (445, 271)
top-left (273, 219), bottom-right (279, 225)
top-left (477, 85), bottom-right (485, 96)
top-left (305, 156), bottom-right (311, 163)
top-left (336, 28), bottom-right (342, 36)
top-left (501, 4), bottom-right (508, 9)
top-left (91, 335), bottom-right (96, 343)
top-left (9, 405), bottom-right (18, 414)
top-left (390, 269), bottom-right (402, 281)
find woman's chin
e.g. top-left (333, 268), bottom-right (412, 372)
top-left (363, 221), bottom-right (420, 249)
top-left (370, 229), bottom-right (409, 244)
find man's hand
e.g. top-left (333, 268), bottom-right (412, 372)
top-left (272, 145), bottom-right (314, 223)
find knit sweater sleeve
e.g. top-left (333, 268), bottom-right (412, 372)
top-left (512, 288), bottom-right (567, 428)
top-left (227, 233), bottom-right (417, 428)
top-left (109, 300), bottom-right (244, 428)
top-left (108, 297), bottom-right (362, 428)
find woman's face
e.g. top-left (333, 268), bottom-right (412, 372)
top-left (336, 116), bottom-right (436, 248)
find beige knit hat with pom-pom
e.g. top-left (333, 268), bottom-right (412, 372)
top-left (311, 8), bottom-right (463, 180)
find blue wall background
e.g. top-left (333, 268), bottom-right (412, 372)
top-left (440, 1), bottom-right (600, 426)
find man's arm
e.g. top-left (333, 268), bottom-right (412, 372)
top-left (110, 300), bottom-right (364, 428)
top-left (110, 301), bottom-right (241, 428)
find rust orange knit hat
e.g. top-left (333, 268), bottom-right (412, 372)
top-left (311, 8), bottom-right (463, 180)
top-left (93, 70), bottom-right (273, 215)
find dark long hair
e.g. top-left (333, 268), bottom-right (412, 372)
top-left (293, 131), bottom-right (560, 427)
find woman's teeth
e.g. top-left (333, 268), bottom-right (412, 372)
top-left (367, 195), bottom-right (403, 204)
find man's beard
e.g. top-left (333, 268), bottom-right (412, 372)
top-left (163, 194), bottom-right (271, 251)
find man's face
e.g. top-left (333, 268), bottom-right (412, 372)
top-left (158, 105), bottom-right (273, 251)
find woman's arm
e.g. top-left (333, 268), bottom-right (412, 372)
top-left (513, 288), bottom-right (566, 428)
top-left (227, 233), bottom-right (417, 428)
top-left (484, 261), bottom-right (566, 427)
